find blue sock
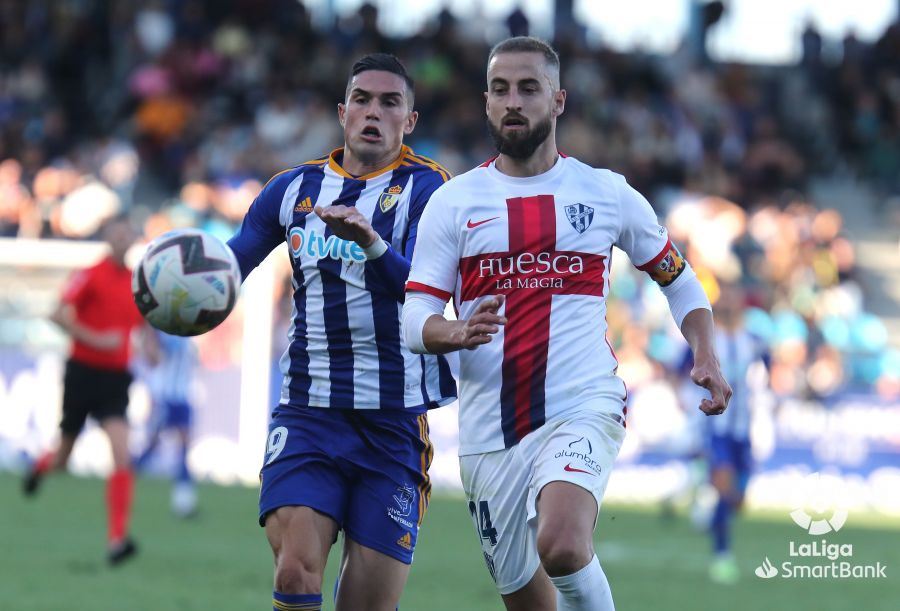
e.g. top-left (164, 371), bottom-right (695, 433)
top-left (176, 443), bottom-right (191, 483)
top-left (711, 497), bottom-right (732, 554)
top-left (272, 591), bottom-right (321, 610)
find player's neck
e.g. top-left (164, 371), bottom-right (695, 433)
top-left (341, 146), bottom-right (403, 178)
top-left (495, 140), bottom-right (560, 178)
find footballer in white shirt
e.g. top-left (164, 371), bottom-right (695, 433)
top-left (403, 37), bottom-right (732, 611)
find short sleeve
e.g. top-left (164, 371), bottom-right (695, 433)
top-left (405, 184), bottom-right (459, 301)
top-left (615, 175), bottom-right (686, 287)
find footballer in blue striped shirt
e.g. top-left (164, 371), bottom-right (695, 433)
top-left (227, 53), bottom-right (457, 611)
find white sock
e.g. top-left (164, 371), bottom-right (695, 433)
top-left (549, 554), bottom-right (615, 611)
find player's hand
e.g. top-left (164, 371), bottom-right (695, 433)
top-left (452, 295), bottom-right (506, 350)
top-left (691, 356), bottom-right (732, 416)
top-left (314, 205), bottom-right (379, 248)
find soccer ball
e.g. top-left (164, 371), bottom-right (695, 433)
top-left (132, 228), bottom-right (241, 336)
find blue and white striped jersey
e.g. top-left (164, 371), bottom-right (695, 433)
top-left (228, 145), bottom-right (457, 412)
top-left (148, 330), bottom-right (197, 406)
top-left (709, 328), bottom-right (768, 439)
top-left (678, 326), bottom-right (769, 440)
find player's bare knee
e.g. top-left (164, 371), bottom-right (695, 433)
top-left (536, 530), bottom-right (593, 577)
top-left (273, 555), bottom-right (323, 594)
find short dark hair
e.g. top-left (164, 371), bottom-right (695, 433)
top-left (488, 36), bottom-right (560, 74)
top-left (346, 53), bottom-right (415, 108)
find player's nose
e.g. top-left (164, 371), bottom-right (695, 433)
top-left (505, 90), bottom-right (524, 110)
top-left (364, 101), bottom-right (382, 119)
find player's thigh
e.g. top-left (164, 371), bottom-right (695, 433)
top-left (733, 438), bottom-right (753, 499)
top-left (334, 537), bottom-right (410, 611)
top-left (528, 411), bottom-right (626, 529)
top-left (265, 505), bottom-right (339, 577)
top-left (460, 447), bottom-right (541, 596)
top-left (708, 436), bottom-right (737, 493)
top-left (535, 481), bottom-right (598, 564)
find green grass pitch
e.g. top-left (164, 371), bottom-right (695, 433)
top-left (1, 473), bottom-right (897, 610)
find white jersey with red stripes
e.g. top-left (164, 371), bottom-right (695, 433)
top-left (407, 154), bottom-right (688, 455)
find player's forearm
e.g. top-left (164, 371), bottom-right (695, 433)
top-left (50, 304), bottom-right (84, 340)
top-left (50, 304), bottom-right (110, 349)
top-left (680, 308), bottom-right (717, 362)
top-left (365, 242), bottom-right (411, 302)
top-left (402, 291), bottom-right (451, 354)
top-left (421, 316), bottom-right (469, 354)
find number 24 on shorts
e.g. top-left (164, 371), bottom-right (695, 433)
top-left (469, 500), bottom-right (499, 582)
top-left (468, 500), bottom-right (498, 546)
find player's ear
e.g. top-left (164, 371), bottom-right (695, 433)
top-left (404, 110), bottom-right (418, 135)
top-left (484, 91), bottom-right (490, 115)
top-left (552, 88), bottom-right (566, 118)
top-left (337, 102), bottom-right (346, 127)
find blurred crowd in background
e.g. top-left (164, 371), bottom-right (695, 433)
top-left (1, 0), bottom-right (898, 400)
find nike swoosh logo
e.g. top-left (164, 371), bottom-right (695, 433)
top-left (466, 217), bottom-right (499, 229)
top-left (564, 464), bottom-right (594, 475)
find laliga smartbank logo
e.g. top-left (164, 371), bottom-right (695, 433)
top-left (755, 472), bottom-right (887, 580)
top-left (789, 471), bottom-right (848, 535)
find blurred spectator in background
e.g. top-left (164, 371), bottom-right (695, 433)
top-left (135, 330), bottom-right (199, 519)
top-left (22, 215), bottom-right (146, 565)
top-left (700, 283), bottom-right (770, 584)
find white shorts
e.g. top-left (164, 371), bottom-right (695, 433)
top-left (458, 410), bottom-right (626, 595)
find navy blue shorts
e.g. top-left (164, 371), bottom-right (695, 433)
top-left (153, 399), bottom-right (193, 429)
top-left (708, 434), bottom-right (752, 493)
top-left (258, 405), bottom-right (433, 564)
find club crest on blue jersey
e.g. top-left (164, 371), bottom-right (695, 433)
top-left (565, 203), bottom-right (594, 234)
top-left (378, 185), bottom-right (403, 213)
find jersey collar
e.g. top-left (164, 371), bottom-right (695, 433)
top-left (327, 145), bottom-right (410, 181)
top-left (485, 154), bottom-right (566, 186)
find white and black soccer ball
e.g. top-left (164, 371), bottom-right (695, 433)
top-left (132, 228), bottom-right (241, 336)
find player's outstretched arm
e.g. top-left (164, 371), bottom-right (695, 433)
top-left (403, 293), bottom-right (506, 354)
top-left (681, 308), bottom-right (732, 416)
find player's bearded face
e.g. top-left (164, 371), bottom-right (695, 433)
top-left (487, 111), bottom-right (552, 159)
